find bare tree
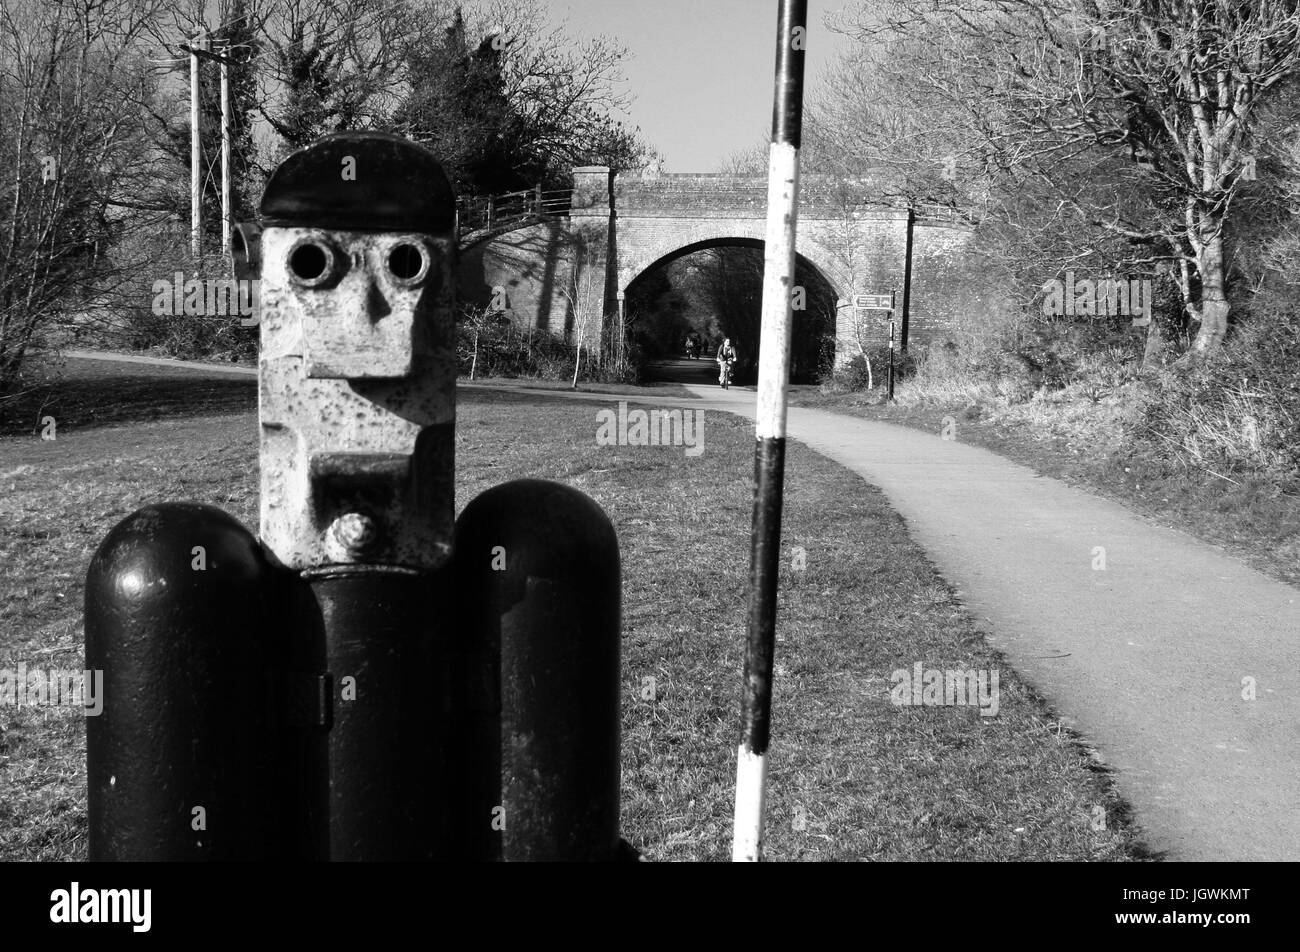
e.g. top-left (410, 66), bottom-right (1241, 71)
top-left (474, 0), bottom-right (648, 176)
top-left (560, 259), bottom-right (601, 389)
top-left (0, 0), bottom-right (168, 392)
top-left (832, 0), bottom-right (1300, 357)
top-left (248, 0), bottom-right (419, 151)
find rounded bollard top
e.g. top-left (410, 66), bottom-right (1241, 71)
top-left (455, 478), bottom-right (621, 579)
top-left (260, 131), bottom-right (456, 234)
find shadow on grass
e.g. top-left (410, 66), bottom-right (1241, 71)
top-left (0, 356), bottom-right (699, 440)
top-left (0, 357), bottom-right (256, 437)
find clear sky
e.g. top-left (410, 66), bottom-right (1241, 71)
top-left (555, 0), bottom-right (851, 172)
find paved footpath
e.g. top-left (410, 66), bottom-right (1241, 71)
top-left (469, 376), bottom-right (1300, 861)
top-left (687, 383), bottom-right (1300, 861)
top-left (66, 352), bottom-right (1300, 859)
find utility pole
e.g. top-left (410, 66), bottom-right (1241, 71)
top-left (616, 290), bottom-right (626, 368)
top-left (181, 35), bottom-right (246, 261)
top-left (190, 31), bottom-right (203, 258)
top-left (888, 318), bottom-right (896, 401)
top-left (220, 42), bottom-right (232, 257)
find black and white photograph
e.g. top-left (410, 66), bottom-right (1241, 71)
top-left (0, 0), bottom-right (1291, 932)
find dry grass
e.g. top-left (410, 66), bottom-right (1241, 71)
top-left (1146, 378), bottom-right (1299, 477)
top-left (1, 362), bottom-right (1147, 861)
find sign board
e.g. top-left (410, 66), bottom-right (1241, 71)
top-left (853, 293), bottom-right (894, 310)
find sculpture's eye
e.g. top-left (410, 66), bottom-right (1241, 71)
top-left (386, 241), bottom-right (430, 288)
top-left (287, 237), bottom-right (340, 288)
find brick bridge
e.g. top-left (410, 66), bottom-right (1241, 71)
top-left (456, 167), bottom-right (975, 366)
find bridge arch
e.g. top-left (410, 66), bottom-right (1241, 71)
top-left (621, 235), bottom-right (843, 383)
top-left (618, 232), bottom-right (851, 304)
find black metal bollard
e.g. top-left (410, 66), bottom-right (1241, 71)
top-left (85, 503), bottom-right (280, 860)
top-left (293, 571), bottom-right (454, 860)
top-left (453, 479), bottom-right (622, 861)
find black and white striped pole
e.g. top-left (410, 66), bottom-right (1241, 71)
top-left (733, 0), bottom-right (807, 863)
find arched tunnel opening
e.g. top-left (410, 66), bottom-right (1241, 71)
top-left (624, 239), bottom-right (839, 386)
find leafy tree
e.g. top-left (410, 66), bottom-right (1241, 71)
top-left (392, 1), bottom-right (651, 195)
top-left (391, 6), bottom-right (526, 193)
top-left (210, 0), bottom-right (261, 225)
top-left (625, 265), bottom-right (693, 358)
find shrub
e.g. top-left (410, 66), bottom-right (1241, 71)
top-left (456, 308), bottom-right (644, 384)
top-left (112, 241), bottom-right (257, 362)
top-left (1133, 306), bottom-right (1300, 483)
top-left (838, 354), bottom-right (873, 391)
top-left (892, 340), bottom-right (998, 407)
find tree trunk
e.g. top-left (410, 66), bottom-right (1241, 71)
top-left (856, 339), bottom-right (874, 390)
top-left (1190, 227), bottom-right (1230, 355)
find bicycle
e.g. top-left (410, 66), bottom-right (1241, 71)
top-left (718, 358), bottom-right (734, 389)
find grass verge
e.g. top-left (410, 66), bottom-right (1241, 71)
top-left (461, 375), bottom-right (695, 398)
top-left (1, 365), bottom-right (1147, 860)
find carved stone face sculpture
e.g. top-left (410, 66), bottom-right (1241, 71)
top-left (238, 132), bottom-right (459, 574)
top-left (273, 228), bottom-right (441, 379)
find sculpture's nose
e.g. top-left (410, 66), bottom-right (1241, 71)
top-left (340, 267), bottom-right (384, 323)
top-left (303, 259), bottom-right (414, 380)
top-left (341, 248), bottom-right (392, 323)
top-left (363, 273), bottom-right (392, 322)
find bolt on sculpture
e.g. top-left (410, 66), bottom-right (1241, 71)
top-left (85, 132), bottom-right (627, 861)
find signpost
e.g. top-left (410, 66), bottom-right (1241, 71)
top-left (853, 293), bottom-right (893, 310)
top-left (853, 291), bottom-right (897, 401)
top-left (888, 318), bottom-right (897, 401)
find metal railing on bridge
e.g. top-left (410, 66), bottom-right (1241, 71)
top-left (456, 186), bottom-right (573, 236)
top-left (452, 184), bottom-right (973, 236)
